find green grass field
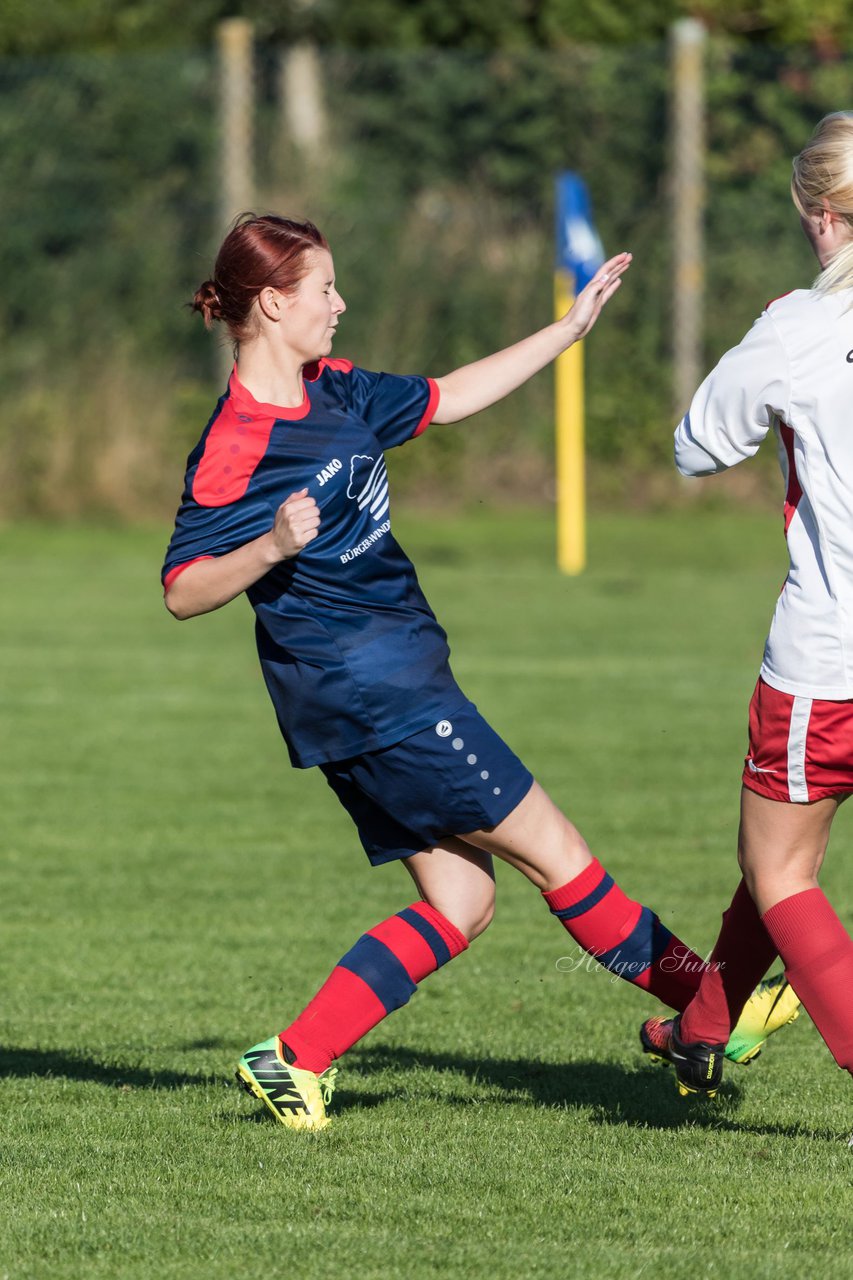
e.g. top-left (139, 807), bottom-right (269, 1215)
top-left (1, 510), bottom-right (851, 1280)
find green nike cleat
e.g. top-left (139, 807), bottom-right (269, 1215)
top-left (236, 1036), bottom-right (338, 1131)
top-left (724, 974), bottom-right (801, 1065)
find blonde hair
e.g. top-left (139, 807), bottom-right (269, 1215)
top-left (791, 112), bottom-right (853, 294)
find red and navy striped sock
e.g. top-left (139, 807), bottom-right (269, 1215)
top-left (544, 857), bottom-right (705, 1010)
top-left (762, 888), bottom-right (853, 1075)
top-left (279, 902), bottom-right (469, 1074)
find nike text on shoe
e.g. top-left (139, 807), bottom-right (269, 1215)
top-left (640, 1014), bottom-right (725, 1097)
top-left (724, 974), bottom-right (801, 1065)
top-left (236, 1036), bottom-right (338, 1131)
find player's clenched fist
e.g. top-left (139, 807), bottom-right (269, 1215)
top-left (271, 488), bottom-right (320, 559)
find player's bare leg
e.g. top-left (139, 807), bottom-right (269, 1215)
top-left (459, 781), bottom-right (591, 891)
top-left (738, 788), bottom-right (838, 914)
top-left (403, 838), bottom-right (496, 940)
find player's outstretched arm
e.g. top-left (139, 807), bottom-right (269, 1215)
top-left (164, 489), bottom-right (320, 620)
top-left (431, 252), bottom-right (631, 425)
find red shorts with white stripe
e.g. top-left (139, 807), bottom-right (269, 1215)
top-left (742, 676), bottom-right (853, 803)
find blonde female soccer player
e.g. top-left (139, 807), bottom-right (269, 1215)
top-left (641, 112), bottom-right (853, 1099)
top-left (163, 215), bottom-right (793, 1130)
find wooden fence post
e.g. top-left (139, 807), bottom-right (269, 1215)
top-left (217, 18), bottom-right (254, 381)
top-left (671, 18), bottom-right (706, 418)
top-left (280, 42), bottom-right (327, 153)
top-left (219, 18), bottom-right (255, 225)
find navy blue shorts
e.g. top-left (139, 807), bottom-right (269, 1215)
top-left (319, 701), bottom-right (534, 866)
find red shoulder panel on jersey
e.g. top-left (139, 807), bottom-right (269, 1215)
top-left (765, 290), bottom-right (794, 311)
top-left (193, 399), bottom-right (277, 507)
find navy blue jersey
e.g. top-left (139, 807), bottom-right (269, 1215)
top-left (162, 359), bottom-right (465, 767)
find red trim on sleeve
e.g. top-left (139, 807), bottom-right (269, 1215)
top-left (163, 556), bottom-right (214, 593)
top-left (413, 377), bottom-right (440, 438)
top-left (780, 423), bottom-right (803, 533)
top-left (765, 290), bottom-right (793, 311)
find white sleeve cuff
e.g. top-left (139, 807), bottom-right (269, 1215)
top-left (674, 415), bottom-right (730, 476)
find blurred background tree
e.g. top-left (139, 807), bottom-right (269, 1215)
top-left (0, 0), bottom-right (849, 517)
top-left (2, 0), bottom-right (851, 54)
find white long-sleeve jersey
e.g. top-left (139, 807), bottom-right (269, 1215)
top-left (675, 287), bottom-right (853, 700)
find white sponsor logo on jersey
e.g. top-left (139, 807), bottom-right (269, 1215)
top-left (339, 519), bottom-right (391, 564)
top-left (316, 458), bottom-right (342, 486)
top-left (347, 454), bottom-right (389, 522)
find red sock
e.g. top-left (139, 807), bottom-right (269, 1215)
top-left (762, 888), bottom-right (853, 1075)
top-left (679, 879), bottom-right (777, 1044)
top-left (280, 901), bottom-right (468, 1074)
top-left (544, 858), bottom-right (705, 1011)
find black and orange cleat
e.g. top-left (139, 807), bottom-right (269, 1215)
top-left (640, 1014), bottom-right (725, 1097)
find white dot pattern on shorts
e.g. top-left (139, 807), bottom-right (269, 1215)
top-left (438, 718), bottom-right (509, 808)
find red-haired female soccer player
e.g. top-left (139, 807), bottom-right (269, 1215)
top-left (163, 215), bottom-right (794, 1129)
top-left (641, 113), bottom-right (853, 1102)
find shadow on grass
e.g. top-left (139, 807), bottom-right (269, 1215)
top-left (344, 1043), bottom-right (841, 1142)
top-left (0, 1046), bottom-right (217, 1090)
top-left (2, 1043), bottom-right (839, 1143)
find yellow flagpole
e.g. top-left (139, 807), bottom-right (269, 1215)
top-left (554, 268), bottom-right (586, 575)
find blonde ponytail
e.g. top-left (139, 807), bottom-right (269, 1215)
top-left (792, 112), bottom-right (853, 294)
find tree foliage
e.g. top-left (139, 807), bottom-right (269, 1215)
top-left (1, 2), bottom-right (850, 514)
top-left (2, 0), bottom-right (852, 54)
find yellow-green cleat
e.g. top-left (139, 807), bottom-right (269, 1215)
top-left (724, 973), bottom-right (801, 1065)
top-left (236, 1036), bottom-right (338, 1131)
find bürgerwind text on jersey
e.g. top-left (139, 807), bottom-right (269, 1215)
top-left (340, 519), bottom-right (391, 564)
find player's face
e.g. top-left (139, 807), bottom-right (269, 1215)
top-left (283, 249), bottom-right (346, 361)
